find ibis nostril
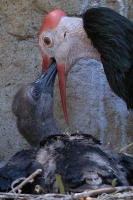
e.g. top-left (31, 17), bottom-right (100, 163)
top-left (42, 74), bottom-right (46, 79)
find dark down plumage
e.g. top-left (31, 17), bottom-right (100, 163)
top-left (0, 62), bottom-right (132, 193)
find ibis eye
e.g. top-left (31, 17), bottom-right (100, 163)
top-left (43, 37), bottom-right (53, 47)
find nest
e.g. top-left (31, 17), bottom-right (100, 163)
top-left (0, 169), bottom-right (133, 200)
top-left (0, 188), bottom-right (133, 200)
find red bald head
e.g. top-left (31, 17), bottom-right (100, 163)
top-left (38, 9), bottom-right (67, 72)
top-left (39, 10), bottom-right (67, 36)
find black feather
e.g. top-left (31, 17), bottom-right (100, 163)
top-left (0, 149), bottom-right (43, 193)
top-left (83, 7), bottom-right (133, 109)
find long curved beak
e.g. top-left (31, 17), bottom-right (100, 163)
top-left (56, 63), bottom-right (69, 125)
top-left (42, 55), bottom-right (69, 125)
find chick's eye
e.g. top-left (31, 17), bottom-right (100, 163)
top-left (43, 37), bottom-right (53, 47)
top-left (32, 89), bottom-right (40, 100)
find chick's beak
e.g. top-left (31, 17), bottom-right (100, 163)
top-left (36, 60), bottom-right (57, 97)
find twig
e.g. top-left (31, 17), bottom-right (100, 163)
top-left (9, 169), bottom-right (42, 193)
top-left (119, 142), bottom-right (133, 153)
top-left (73, 186), bottom-right (133, 199)
top-left (0, 192), bottom-right (71, 200)
top-left (0, 186), bottom-right (132, 200)
top-left (96, 191), bottom-right (133, 200)
top-left (11, 177), bottom-right (27, 194)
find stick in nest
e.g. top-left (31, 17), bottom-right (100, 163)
top-left (119, 142), bottom-right (133, 153)
top-left (73, 186), bottom-right (133, 199)
top-left (9, 168), bottom-right (42, 193)
top-left (0, 186), bottom-right (132, 200)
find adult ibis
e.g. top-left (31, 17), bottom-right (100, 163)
top-left (38, 7), bottom-right (133, 124)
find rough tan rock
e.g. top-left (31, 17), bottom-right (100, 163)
top-left (0, 0), bottom-right (133, 160)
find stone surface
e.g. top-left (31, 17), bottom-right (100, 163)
top-left (0, 0), bottom-right (133, 160)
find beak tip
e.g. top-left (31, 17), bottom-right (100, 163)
top-left (65, 117), bottom-right (69, 125)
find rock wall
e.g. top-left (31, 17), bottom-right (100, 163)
top-left (0, 0), bottom-right (133, 160)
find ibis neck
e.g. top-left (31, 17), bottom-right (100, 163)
top-left (40, 117), bottom-right (62, 139)
top-left (64, 17), bottom-right (101, 73)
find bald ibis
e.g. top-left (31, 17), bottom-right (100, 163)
top-left (38, 7), bottom-right (133, 124)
